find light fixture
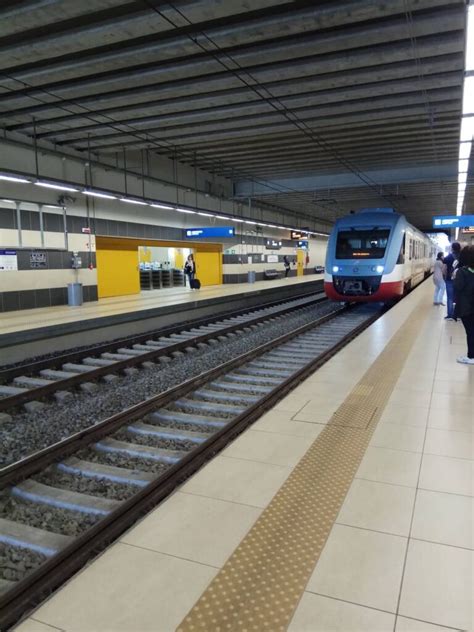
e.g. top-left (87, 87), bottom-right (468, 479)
top-left (465, 4), bottom-right (474, 71)
top-left (244, 220), bottom-right (257, 224)
top-left (462, 75), bottom-right (474, 115)
top-left (332, 265), bottom-right (339, 273)
top-left (35, 181), bottom-right (79, 192)
top-left (215, 215), bottom-right (229, 220)
top-left (460, 116), bottom-right (474, 142)
top-left (198, 211), bottom-right (213, 217)
top-left (459, 159), bottom-right (469, 173)
top-left (459, 172), bottom-right (468, 184)
top-left (150, 203), bottom-right (175, 210)
top-left (120, 197), bottom-right (148, 205)
top-left (0, 174), bottom-right (31, 184)
top-left (44, 204), bottom-right (62, 209)
top-left (83, 190), bottom-right (117, 200)
top-left (459, 142), bottom-right (472, 160)
top-left (176, 207), bottom-right (196, 214)
top-left (1, 199), bottom-right (15, 203)
top-left (376, 265), bottom-right (384, 274)
top-left (232, 218), bottom-right (244, 222)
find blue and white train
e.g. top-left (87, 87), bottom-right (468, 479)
top-left (324, 208), bottom-right (436, 303)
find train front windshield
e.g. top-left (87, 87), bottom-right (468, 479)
top-left (335, 228), bottom-right (390, 260)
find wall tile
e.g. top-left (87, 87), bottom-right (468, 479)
top-left (35, 288), bottom-right (51, 308)
top-left (3, 291), bottom-right (20, 312)
top-left (19, 290), bottom-right (36, 310)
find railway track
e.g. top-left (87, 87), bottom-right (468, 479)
top-left (0, 292), bottom-right (324, 414)
top-left (0, 303), bottom-right (381, 630)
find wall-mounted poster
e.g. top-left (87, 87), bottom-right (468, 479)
top-left (30, 252), bottom-right (48, 269)
top-left (267, 254), bottom-right (278, 263)
top-left (0, 250), bottom-right (17, 271)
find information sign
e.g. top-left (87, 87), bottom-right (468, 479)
top-left (30, 252), bottom-right (47, 269)
top-left (291, 230), bottom-right (308, 240)
top-left (433, 215), bottom-right (474, 228)
top-left (265, 239), bottom-right (282, 250)
top-left (185, 226), bottom-right (235, 238)
top-left (267, 254), bottom-right (278, 263)
top-left (0, 250), bottom-right (17, 271)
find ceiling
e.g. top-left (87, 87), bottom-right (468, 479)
top-left (0, 0), bottom-right (468, 230)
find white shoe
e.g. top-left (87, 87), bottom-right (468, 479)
top-left (456, 356), bottom-right (474, 365)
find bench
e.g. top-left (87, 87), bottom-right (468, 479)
top-left (264, 269), bottom-right (281, 280)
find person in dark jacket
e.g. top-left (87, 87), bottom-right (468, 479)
top-left (444, 241), bottom-right (461, 320)
top-left (283, 256), bottom-right (291, 278)
top-left (184, 254), bottom-right (196, 288)
top-left (453, 245), bottom-right (474, 365)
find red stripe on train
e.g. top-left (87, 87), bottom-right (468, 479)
top-left (324, 281), bottom-right (405, 302)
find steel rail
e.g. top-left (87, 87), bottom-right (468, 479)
top-left (0, 291), bottom-right (326, 413)
top-left (0, 304), bottom-right (381, 630)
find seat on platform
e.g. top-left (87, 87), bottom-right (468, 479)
top-left (264, 269), bottom-right (281, 279)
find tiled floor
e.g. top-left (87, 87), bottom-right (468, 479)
top-left (14, 281), bottom-right (473, 632)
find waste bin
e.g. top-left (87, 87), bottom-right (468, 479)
top-left (247, 271), bottom-right (256, 284)
top-left (67, 282), bottom-right (83, 306)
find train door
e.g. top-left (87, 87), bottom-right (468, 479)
top-left (296, 249), bottom-right (305, 276)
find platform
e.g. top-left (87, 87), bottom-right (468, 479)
top-left (0, 275), bottom-right (323, 365)
top-left (13, 279), bottom-right (473, 632)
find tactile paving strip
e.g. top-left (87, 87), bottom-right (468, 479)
top-left (178, 306), bottom-right (426, 631)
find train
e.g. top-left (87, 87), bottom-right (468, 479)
top-left (324, 208), bottom-right (436, 303)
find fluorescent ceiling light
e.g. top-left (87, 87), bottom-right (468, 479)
top-left (83, 190), bottom-right (116, 200)
top-left (0, 174), bottom-right (30, 184)
top-left (45, 204), bottom-right (62, 209)
top-left (215, 215), bottom-right (229, 220)
top-left (232, 218), bottom-right (243, 222)
top-left (176, 207), bottom-right (195, 214)
top-left (460, 116), bottom-right (474, 142)
top-left (459, 142), bottom-right (472, 160)
top-left (244, 220), bottom-right (257, 224)
top-left (458, 172), bottom-right (468, 184)
top-left (1, 199), bottom-right (15, 203)
top-left (266, 224), bottom-right (278, 228)
top-left (462, 75), bottom-right (474, 115)
top-left (465, 5), bottom-right (474, 71)
top-left (459, 159), bottom-right (469, 172)
top-left (150, 203), bottom-right (175, 210)
top-left (120, 197), bottom-right (148, 205)
top-left (198, 211), bottom-right (213, 217)
top-left (35, 181), bottom-right (79, 192)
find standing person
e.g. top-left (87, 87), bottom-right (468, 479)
top-left (443, 241), bottom-right (461, 320)
top-left (453, 245), bottom-right (474, 365)
top-left (433, 252), bottom-right (446, 306)
top-left (283, 256), bottom-right (291, 278)
top-left (184, 254), bottom-right (196, 288)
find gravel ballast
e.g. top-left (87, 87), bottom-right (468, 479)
top-left (0, 543), bottom-right (47, 583)
top-left (1, 302), bottom-right (338, 467)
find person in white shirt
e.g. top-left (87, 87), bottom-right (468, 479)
top-left (433, 252), bottom-right (446, 305)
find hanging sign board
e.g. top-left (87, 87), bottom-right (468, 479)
top-left (297, 240), bottom-right (309, 249)
top-left (291, 230), bottom-right (308, 240)
top-left (433, 215), bottom-right (474, 228)
top-left (0, 250), bottom-right (17, 271)
top-left (185, 226), bottom-right (235, 238)
top-left (462, 226), bottom-right (474, 233)
top-left (265, 239), bottom-right (282, 250)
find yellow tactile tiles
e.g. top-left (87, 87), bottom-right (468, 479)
top-left (178, 305), bottom-right (428, 632)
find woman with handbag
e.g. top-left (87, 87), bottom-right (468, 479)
top-left (453, 245), bottom-right (474, 365)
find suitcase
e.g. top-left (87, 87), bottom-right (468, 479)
top-left (191, 278), bottom-right (201, 289)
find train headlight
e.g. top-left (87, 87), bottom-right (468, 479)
top-left (332, 266), bottom-right (339, 273)
top-left (376, 265), bottom-right (384, 274)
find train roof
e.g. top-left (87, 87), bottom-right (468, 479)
top-left (335, 208), bottom-right (403, 229)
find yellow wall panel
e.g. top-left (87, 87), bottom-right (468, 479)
top-left (96, 247), bottom-right (140, 298)
top-left (194, 251), bottom-right (222, 286)
top-left (297, 249), bottom-right (305, 277)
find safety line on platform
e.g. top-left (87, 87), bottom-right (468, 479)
top-left (178, 303), bottom-right (427, 632)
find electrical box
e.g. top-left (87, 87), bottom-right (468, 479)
top-left (71, 252), bottom-right (82, 269)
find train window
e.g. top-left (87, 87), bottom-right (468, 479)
top-left (335, 228), bottom-right (390, 259)
top-left (397, 234), bottom-right (405, 264)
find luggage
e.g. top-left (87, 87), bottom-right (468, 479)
top-left (191, 278), bottom-right (201, 289)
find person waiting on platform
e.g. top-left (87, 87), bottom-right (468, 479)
top-left (453, 245), bottom-right (474, 365)
top-left (283, 256), bottom-right (291, 278)
top-left (433, 252), bottom-right (446, 306)
top-left (184, 254), bottom-right (196, 288)
top-left (444, 241), bottom-right (461, 320)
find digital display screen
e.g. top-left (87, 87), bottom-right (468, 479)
top-left (185, 227), bottom-right (235, 238)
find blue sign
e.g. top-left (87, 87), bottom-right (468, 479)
top-left (185, 226), bottom-right (235, 238)
top-left (433, 215), bottom-right (474, 228)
